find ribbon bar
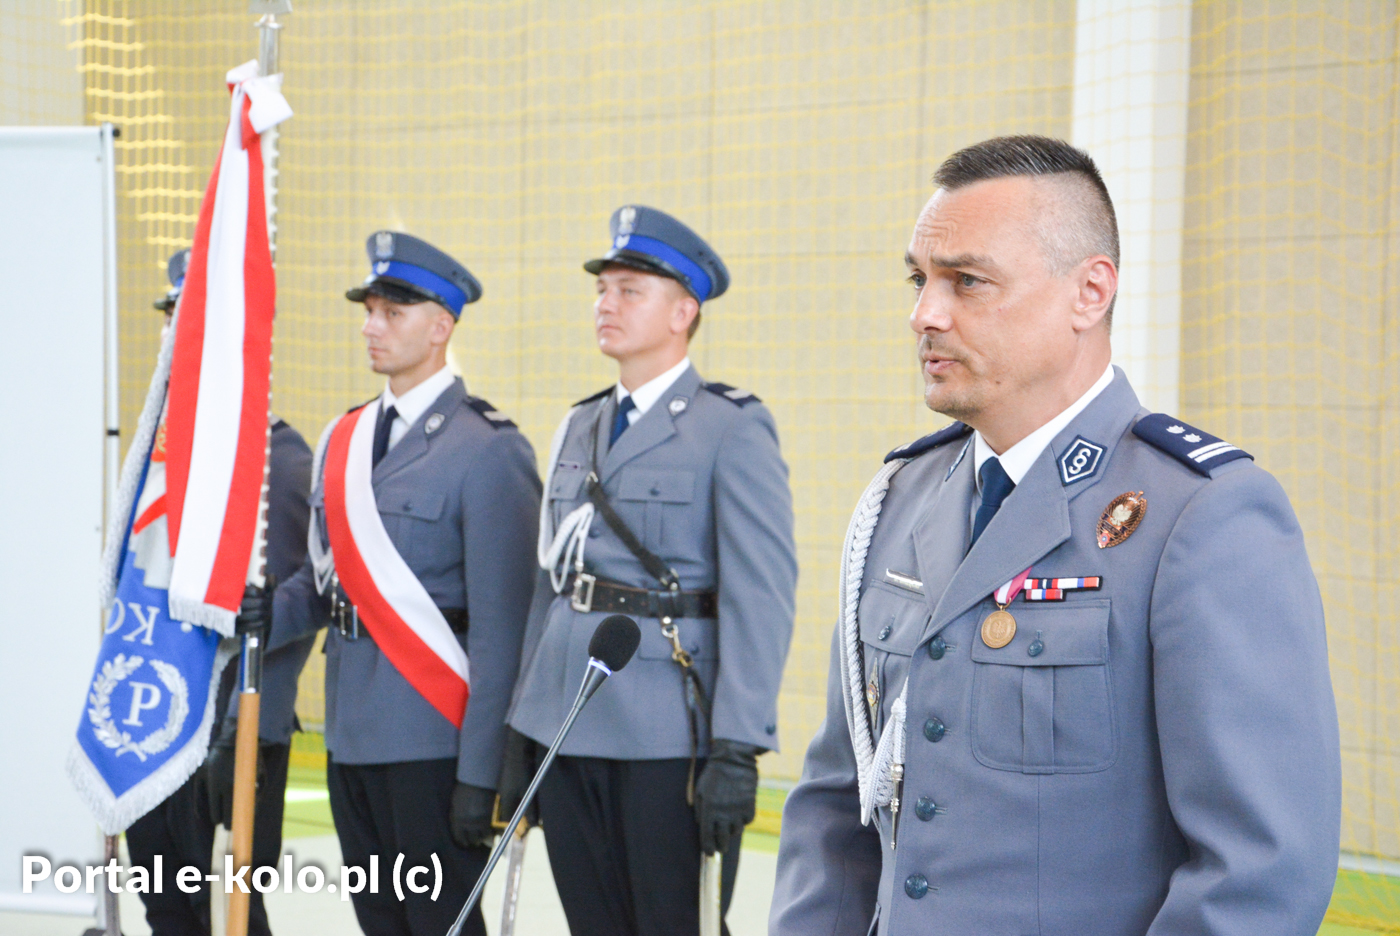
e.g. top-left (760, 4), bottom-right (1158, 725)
top-left (1022, 575), bottom-right (1103, 602)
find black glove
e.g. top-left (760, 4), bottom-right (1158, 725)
top-left (449, 783), bottom-right (497, 849)
top-left (495, 729), bottom-right (539, 829)
top-left (693, 739), bottom-right (762, 855)
top-left (235, 580), bottom-right (274, 636)
top-left (204, 719), bottom-right (266, 829)
top-left (205, 720), bottom-right (238, 829)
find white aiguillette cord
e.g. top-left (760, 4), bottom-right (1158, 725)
top-left (838, 457), bottom-right (912, 828)
top-left (308, 414), bottom-right (339, 596)
top-left (536, 406), bottom-right (597, 593)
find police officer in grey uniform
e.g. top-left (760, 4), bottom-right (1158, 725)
top-left (125, 250), bottom-right (316, 936)
top-left (771, 136), bottom-right (1341, 935)
top-left (505, 206), bottom-right (797, 935)
top-left (270, 232), bottom-right (540, 936)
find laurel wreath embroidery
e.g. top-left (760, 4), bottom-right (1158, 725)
top-left (87, 653), bottom-right (190, 762)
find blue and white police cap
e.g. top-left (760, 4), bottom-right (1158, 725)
top-left (154, 248), bottom-right (191, 312)
top-left (345, 230), bottom-right (482, 319)
top-left (583, 205), bottom-right (730, 303)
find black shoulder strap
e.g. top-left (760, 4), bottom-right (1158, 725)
top-left (580, 403), bottom-right (679, 589)
top-left (466, 396), bottom-right (517, 429)
top-left (1133, 413), bottom-right (1252, 476)
top-left (585, 473), bottom-right (679, 591)
top-left (702, 382), bottom-right (760, 406)
top-left (575, 386), bottom-right (613, 407)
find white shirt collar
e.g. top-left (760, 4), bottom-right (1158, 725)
top-left (973, 364), bottom-right (1115, 490)
top-left (382, 364), bottom-right (455, 437)
top-left (616, 356), bottom-right (692, 420)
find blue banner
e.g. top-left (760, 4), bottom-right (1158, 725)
top-left (67, 396), bottom-right (232, 834)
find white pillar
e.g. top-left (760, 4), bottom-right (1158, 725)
top-left (1071, 0), bottom-right (1192, 415)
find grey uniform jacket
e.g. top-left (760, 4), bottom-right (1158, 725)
top-left (508, 364), bottom-right (797, 759)
top-left (221, 417), bottom-right (315, 744)
top-left (770, 369), bottom-right (1341, 936)
top-left (270, 378), bottom-right (541, 788)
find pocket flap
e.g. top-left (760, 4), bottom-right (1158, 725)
top-left (617, 469), bottom-right (695, 503)
top-left (858, 581), bottom-right (929, 657)
top-left (969, 598), bottom-right (1109, 666)
top-left (377, 490), bottom-right (446, 522)
top-left (550, 464), bottom-right (587, 500)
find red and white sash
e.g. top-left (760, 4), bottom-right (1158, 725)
top-left (321, 404), bottom-right (471, 728)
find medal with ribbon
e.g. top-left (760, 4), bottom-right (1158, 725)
top-left (981, 567), bottom-right (1031, 649)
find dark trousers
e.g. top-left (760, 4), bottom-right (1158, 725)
top-left (125, 742), bottom-right (290, 936)
top-left (538, 755), bottom-right (741, 936)
top-left (326, 755), bottom-right (488, 936)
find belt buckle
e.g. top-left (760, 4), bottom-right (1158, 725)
top-left (570, 573), bottom-right (597, 613)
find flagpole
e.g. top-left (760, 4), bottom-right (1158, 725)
top-left (226, 5), bottom-right (289, 936)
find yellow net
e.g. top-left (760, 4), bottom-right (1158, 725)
top-left (6, 0), bottom-right (1397, 927)
top-left (1182, 1), bottom-right (1400, 926)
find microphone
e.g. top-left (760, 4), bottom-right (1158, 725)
top-left (578, 612), bottom-right (643, 704)
top-left (446, 614), bottom-right (640, 936)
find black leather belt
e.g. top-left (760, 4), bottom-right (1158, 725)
top-left (332, 587), bottom-right (467, 641)
top-left (568, 573), bottom-right (717, 619)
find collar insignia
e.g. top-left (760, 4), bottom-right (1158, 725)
top-left (1058, 436), bottom-right (1105, 485)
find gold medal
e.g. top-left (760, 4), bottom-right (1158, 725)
top-left (981, 608), bottom-right (1017, 649)
top-left (1097, 491), bottom-right (1146, 548)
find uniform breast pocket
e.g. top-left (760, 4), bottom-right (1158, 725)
top-left (616, 469), bottom-right (695, 550)
top-left (969, 598), bottom-right (1115, 774)
top-left (377, 490), bottom-right (447, 562)
top-left (858, 581), bottom-right (930, 733)
top-left (550, 463), bottom-right (588, 526)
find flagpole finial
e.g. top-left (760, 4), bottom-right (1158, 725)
top-left (251, 2), bottom-right (291, 77)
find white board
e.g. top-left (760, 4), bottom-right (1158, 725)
top-left (0, 126), bottom-right (115, 916)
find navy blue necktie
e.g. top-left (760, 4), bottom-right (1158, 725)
top-left (372, 404), bottom-right (398, 467)
top-left (609, 396), bottom-right (637, 446)
top-left (970, 456), bottom-right (1014, 549)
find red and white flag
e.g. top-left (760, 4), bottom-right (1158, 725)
top-left (320, 404), bottom-right (471, 727)
top-left (164, 60), bottom-right (292, 634)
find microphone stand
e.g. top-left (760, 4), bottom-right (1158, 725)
top-left (445, 658), bottom-right (614, 936)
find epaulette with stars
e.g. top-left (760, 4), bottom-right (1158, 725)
top-left (466, 396), bottom-right (517, 429)
top-left (884, 422), bottom-right (972, 463)
top-left (574, 386), bottom-right (612, 407)
top-left (702, 382), bottom-right (761, 407)
top-left (1132, 414), bottom-right (1251, 476)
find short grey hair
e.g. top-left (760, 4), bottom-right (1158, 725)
top-left (933, 135), bottom-right (1119, 317)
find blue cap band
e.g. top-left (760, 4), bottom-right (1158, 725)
top-left (619, 234), bottom-right (713, 302)
top-left (174, 276), bottom-right (185, 289)
top-left (376, 260), bottom-right (468, 316)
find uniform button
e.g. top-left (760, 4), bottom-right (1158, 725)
top-left (923, 717), bottom-right (946, 742)
top-left (1028, 639), bottom-right (1044, 657)
top-left (650, 486), bottom-right (661, 496)
top-left (927, 636), bottom-right (947, 660)
top-left (403, 502), bottom-right (412, 511)
top-left (589, 528), bottom-right (602, 538)
top-left (915, 796), bottom-right (937, 821)
top-left (904, 874), bottom-right (929, 899)
top-left (878, 624), bottom-right (892, 641)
